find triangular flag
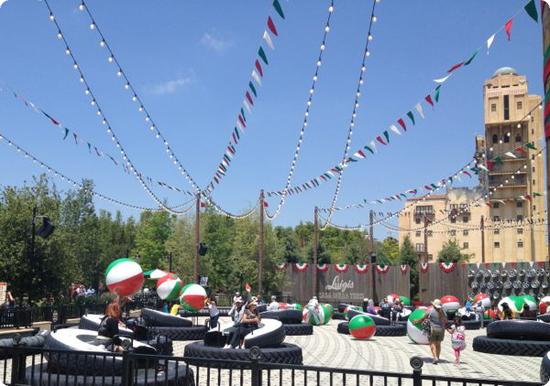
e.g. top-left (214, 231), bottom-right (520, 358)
top-left (383, 130), bottom-right (390, 143)
top-left (434, 74), bottom-right (451, 84)
top-left (364, 145), bottom-right (375, 154)
top-left (258, 46), bottom-right (269, 65)
top-left (72, 133), bottom-right (78, 144)
top-left (245, 91), bottom-right (254, 106)
top-left (240, 108), bottom-right (246, 122)
top-left (63, 128), bottom-right (69, 140)
top-left (243, 99), bottom-right (252, 112)
top-left (464, 50), bottom-right (478, 66)
top-left (434, 86), bottom-right (441, 103)
top-left (272, 0), bottom-right (285, 19)
top-left (486, 33), bottom-right (496, 52)
top-left (406, 111), bottom-right (415, 125)
top-left (251, 70), bottom-right (262, 86)
top-left (505, 151), bottom-right (517, 159)
top-left (353, 150), bottom-right (366, 159)
top-left (389, 125), bottom-right (401, 135)
top-left (524, 0), bottom-right (538, 23)
top-left (87, 142), bottom-right (92, 153)
top-left (376, 135), bottom-right (386, 145)
top-left (267, 16), bottom-right (278, 36)
top-left (415, 103), bottom-right (424, 118)
top-left (505, 19), bottom-right (513, 41)
top-left (263, 30), bottom-right (275, 50)
top-left (249, 81), bottom-right (257, 97)
top-left (425, 95), bottom-right (434, 107)
top-left (447, 62), bottom-right (464, 73)
top-left (369, 140), bottom-right (377, 153)
top-left (397, 118), bottom-right (406, 131)
top-left (255, 60), bottom-right (264, 77)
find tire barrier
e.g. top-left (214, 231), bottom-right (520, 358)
top-left (283, 323), bottom-right (313, 336)
top-left (142, 308), bottom-right (192, 328)
top-left (0, 331), bottom-right (49, 359)
top-left (337, 322), bottom-right (406, 337)
top-left (332, 312), bottom-right (346, 320)
top-left (539, 313), bottom-right (550, 323)
top-left (541, 350), bottom-right (550, 384)
top-left (260, 310), bottom-right (302, 324)
top-left (487, 320), bottom-right (550, 341)
top-left (179, 308), bottom-right (230, 318)
top-left (462, 319), bottom-right (482, 330)
top-left (243, 319), bottom-right (286, 349)
top-left (473, 335), bottom-right (550, 357)
top-left (183, 342), bottom-right (302, 368)
top-left (148, 326), bottom-right (207, 341)
top-left (347, 309), bottom-right (390, 326)
top-left (145, 335), bottom-right (173, 356)
top-left (44, 329), bottom-right (156, 376)
top-left (25, 362), bottom-right (194, 386)
top-left (79, 314), bottom-right (134, 338)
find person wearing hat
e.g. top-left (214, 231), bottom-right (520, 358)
top-left (418, 299), bottom-right (448, 364)
top-left (228, 300), bottom-right (261, 349)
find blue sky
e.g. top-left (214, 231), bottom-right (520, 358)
top-left (0, 1), bottom-right (543, 237)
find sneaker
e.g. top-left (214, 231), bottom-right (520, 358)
top-left (223, 345), bottom-right (230, 349)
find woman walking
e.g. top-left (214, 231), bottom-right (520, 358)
top-left (419, 299), bottom-right (448, 364)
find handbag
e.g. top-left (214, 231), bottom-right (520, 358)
top-left (421, 319), bottom-right (431, 335)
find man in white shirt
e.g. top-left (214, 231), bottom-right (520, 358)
top-left (267, 296), bottom-right (279, 311)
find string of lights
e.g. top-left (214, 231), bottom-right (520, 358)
top-left (76, 0), bottom-right (201, 194)
top-left (0, 131), bottom-right (197, 212)
top-left (264, 0), bottom-right (335, 221)
top-left (43, 0), bottom-right (195, 215)
top-left (320, 0), bottom-right (379, 230)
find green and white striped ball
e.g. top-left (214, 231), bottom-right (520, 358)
top-left (407, 308), bottom-right (429, 345)
top-left (349, 314), bottom-right (376, 339)
top-left (303, 304), bottom-right (331, 326)
top-left (179, 283), bottom-right (207, 311)
top-left (156, 274), bottom-right (183, 301)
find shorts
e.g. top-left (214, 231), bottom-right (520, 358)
top-left (429, 327), bottom-right (445, 343)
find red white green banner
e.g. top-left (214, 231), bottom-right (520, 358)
top-left (400, 265), bottom-right (409, 274)
top-left (375, 264), bottom-right (390, 274)
top-left (316, 263), bottom-right (329, 272)
top-left (439, 262), bottom-right (457, 273)
top-left (334, 264), bottom-right (349, 273)
top-left (420, 262), bottom-right (429, 273)
top-left (276, 262), bottom-right (287, 271)
top-left (294, 263), bottom-right (308, 272)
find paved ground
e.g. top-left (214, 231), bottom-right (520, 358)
top-left (174, 317), bottom-right (543, 385)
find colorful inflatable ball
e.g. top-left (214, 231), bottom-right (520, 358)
top-left (440, 295), bottom-right (460, 313)
top-left (105, 258), bottom-right (144, 297)
top-left (179, 283), bottom-right (207, 311)
top-left (349, 314), bottom-right (376, 340)
top-left (498, 295), bottom-right (536, 314)
top-left (399, 296), bottom-right (411, 306)
top-left (303, 304), bottom-right (331, 326)
top-left (156, 274), bottom-right (183, 301)
top-left (324, 304), bottom-right (333, 315)
top-left (473, 293), bottom-right (491, 309)
top-left (407, 308), bottom-right (429, 345)
top-left (387, 293), bottom-right (400, 305)
top-left (540, 296), bottom-right (550, 314)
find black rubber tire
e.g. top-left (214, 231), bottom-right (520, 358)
top-left (283, 323), bottom-right (313, 336)
top-left (375, 324), bottom-right (406, 337)
top-left (462, 319), bottom-right (482, 330)
top-left (347, 309), bottom-right (390, 326)
top-left (332, 312), bottom-right (346, 320)
top-left (244, 322), bottom-right (286, 348)
top-left (142, 308), bottom-right (192, 328)
top-left (149, 326), bottom-right (207, 341)
top-left (487, 320), bottom-right (550, 341)
top-left (473, 336), bottom-right (550, 357)
top-left (541, 351), bottom-right (550, 383)
top-left (0, 333), bottom-right (48, 359)
top-left (260, 310), bottom-right (302, 324)
top-left (539, 313), bottom-right (550, 323)
top-left (79, 315), bottom-right (134, 338)
top-left (179, 308), bottom-right (231, 318)
top-left (25, 362), bottom-right (194, 386)
top-left (184, 342), bottom-right (302, 368)
top-left (337, 322), bottom-right (349, 335)
top-left (256, 305), bottom-right (267, 314)
top-left (145, 335), bottom-right (173, 356)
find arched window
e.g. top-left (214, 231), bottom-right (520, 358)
top-left (492, 134), bottom-right (498, 144)
top-left (515, 134), bottom-right (522, 142)
top-left (503, 135), bottom-right (510, 143)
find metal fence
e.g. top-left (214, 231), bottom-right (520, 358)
top-left (0, 345), bottom-right (542, 386)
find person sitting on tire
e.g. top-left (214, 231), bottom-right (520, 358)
top-left (224, 297), bottom-right (245, 349)
top-left (379, 298), bottom-right (391, 320)
top-left (267, 296), bottom-right (279, 311)
top-left (229, 301), bottom-right (260, 349)
top-left (390, 300), bottom-right (403, 325)
top-left (499, 302), bottom-right (515, 320)
top-left (98, 302), bottom-right (123, 352)
top-left (366, 299), bottom-right (376, 315)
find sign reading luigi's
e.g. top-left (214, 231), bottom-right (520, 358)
top-left (278, 263), bottom-right (410, 304)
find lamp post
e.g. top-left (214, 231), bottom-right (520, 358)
top-left (371, 252), bottom-right (377, 304)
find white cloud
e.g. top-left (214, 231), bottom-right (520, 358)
top-left (200, 32), bottom-right (233, 54)
top-left (0, 0), bottom-right (8, 8)
top-left (148, 76), bottom-right (193, 96)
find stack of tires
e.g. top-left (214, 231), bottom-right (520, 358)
top-left (184, 319), bottom-right (302, 368)
top-left (260, 309), bottom-right (313, 335)
top-left (337, 309), bottom-right (406, 337)
top-left (473, 320), bottom-right (550, 356)
top-left (142, 308), bottom-right (207, 341)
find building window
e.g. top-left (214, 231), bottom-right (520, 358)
top-left (517, 228), bottom-right (523, 234)
top-left (494, 242), bottom-right (500, 248)
top-left (428, 254), bottom-right (433, 261)
top-left (415, 217), bottom-right (421, 224)
top-left (493, 216), bottom-right (500, 222)
top-left (491, 103), bottom-right (497, 112)
top-left (533, 179), bottom-right (536, 185)
top-left (504, 135), bottom-right (510, 143)
top-left (518, 241), bottom-right (524, 248)
top-left (427, 231), bottom-right (433, 237)
top-left (503, 95), bottom-right (510, 120)
top-left (415, 231), bottom-right (421, 237)
top-left (450, 216), bottom-right (456, 224)
top-left (415, 243), bottom-right (424, 252)
top-left (463, 242), bottom-right (469, 249)
top-left (450, 230), bottom-right (456, 236)
top-left (462, 216), bottom-right (469, 223)
top-left (493, 202), bottom-right (500, 209)
top-left (517, 101), bottom-right (523, 110)
top-left (515, 134), bottom-right (522, 142)
top-left (517, 215), bottom-right (523, 222)
top-left (516, 201), bottom-right (523, 208)
top-left (463, 230), bottom-right (469, 236)
top-left (494, 229), bottom-right (500, 235)
top-left (492, 134), bottom-right (498, 144)
top-left (533, 167), bottom-right (536, 172)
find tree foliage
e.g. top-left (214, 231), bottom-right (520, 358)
top-left (438, 240), bottom-right (471, 263)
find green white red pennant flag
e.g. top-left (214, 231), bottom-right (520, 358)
top-left (354, 264), bottom-right (369, 273)
top-left (334, 264), bottom-right (349, 273)
top-left (294, 263), bottom-right (308, 272)
top-left (415, 103), bottom-right (424, 118)
top-left (375, 264), bottom-right (390, 274)
top-left (316, 263), bottom-right (329, 272)
top-left (439, 262), bottom-right (456, 273)
top-left (263, 30), bottom-right (275, 50)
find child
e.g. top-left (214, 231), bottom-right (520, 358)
top-left (448, 316), bottom-right (466, 365)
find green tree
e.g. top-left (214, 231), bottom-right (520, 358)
top-left (376, 237), bottom-right (400, 264)
top-left (438, 240), bottom-right (470, 263)
top-left (133, 211), bottom-right (174, 269)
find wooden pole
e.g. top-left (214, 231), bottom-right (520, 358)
top-left (481, 215), bottom-right (486, 263)
top-left (194, 192), bottom-right (200, 283)
top-left (259, 190), bottom-right (265, 295)
top-left (369, 210), bottom-right (377, 304)
top-left (313, 206), bottom-right (319, 297)
top-left (543, 3), bottom-right (550, 262)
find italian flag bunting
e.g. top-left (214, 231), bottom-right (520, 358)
top-left (400, 265), bottom-right (409, 274)
top-left (420, 262), bottom-right (429, 273)
top-left (316, 263), bottom-right (329, 272)
top-left (354, 264), bottom-right (369, 273)
top-left (276, 262), bottom-right (287, 270)
top-left (439, 261), bottom-right (456, 273)
top-left (375, 264), bottom-right (390, 274)
top-left (272, 0), bottom-right (285, 19)
top-left (334, 264), bottom-right (349, 273)
top-left (294, 262), bottom-right (308, 272)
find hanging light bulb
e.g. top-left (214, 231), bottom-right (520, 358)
top-left (328, 5), bottom-right (334, 12)
top-left (108, 56), bottom-right (114, 63)
top-left (99, 40), bottom-right (106, 47)
top-left (57, 32), bottom-right (63, 39)
top-left (372, 15), bottom-right (378, 22)
top-left (325, 25), bottom-right (330, 32)
top-left (90, 23), bottom-right (96, 30)
top-left (49, 14), bottom-right (55, 21)
top-left (368, 34), bottom-right (373, 41)
top-left (79, 3), bottom-right (85, 11)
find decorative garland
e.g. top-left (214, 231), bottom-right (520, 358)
top-left (420, 262), bottom-right (429, 273)
top-left (316, 263), bottom-right (329, 272)
top-left (353, 264), bottom-right (369, 273)
top-left (439, 262), bottom-right (457, 273)
top-left (294, 263), bottom-right (309, 272)
top-left (400, 265), bottom-right (409, 274)
top-left (276, 262), bottom-right (288, 271)
top-left (333, 264), bottom-right (349, 273)
top-left (375, 264), bottom-right (390, 274)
